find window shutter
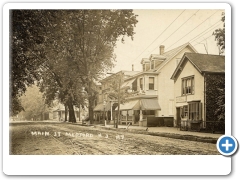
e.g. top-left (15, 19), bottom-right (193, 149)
top-left (182, 79), bottom-right (184, 95)
top-left (192, 77), bottom-right (194, 94)
top-left (145, 77), bottom-right (149, 90)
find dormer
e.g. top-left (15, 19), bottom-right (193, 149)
top-left (149, 45), bottom-right (166, 70)
top-left (141, 58), bottom-right (150, 71)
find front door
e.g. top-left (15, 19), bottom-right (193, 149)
top-left (134, 110), bottom-right (140, 124)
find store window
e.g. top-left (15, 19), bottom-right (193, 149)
top-left (181, 102), bottom-right (202, 121)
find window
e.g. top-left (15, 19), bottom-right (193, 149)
top-left (151, 61), bottom-right (154, 69)
top-left (180, 102), bottom-right (202, 121)
top-left (188, 102), bottom-right (202, 121)
top-left (140, 78), bottom-right (143, 90)
top-left (182, 76), bottom-right (194, 95)
top-left (143, 110), bottom-right (155, 115)
top-left (149, 77), bottom-right (154, 90)
top-left (142, 64), bottom-right (145, 71)
top-left (181, 105), bottom-right (188, 119)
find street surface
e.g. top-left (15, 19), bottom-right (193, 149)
top-left (9, 121), bottom-right (220, 155)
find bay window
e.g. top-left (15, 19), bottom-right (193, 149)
top-left (149, 77), bottom-right (154, 90)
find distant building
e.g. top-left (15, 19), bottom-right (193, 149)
top-left (93, 70), bottom-right (140, 124)
top-left (52, 103), bottom-right (82, 122)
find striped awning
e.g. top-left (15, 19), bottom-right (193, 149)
top-left (140, 99), bottom-right (161, 110)
top-left (93, 102), bottom-right (111, 111)
top-left (116, 100), bottom-right (140, 111)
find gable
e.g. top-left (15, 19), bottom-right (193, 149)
top-left (155, 44), bottom-right (197, 72)
top-left (171, 53), bottom-right (225, 81)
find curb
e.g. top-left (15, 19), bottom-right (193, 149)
top-left (93, 125), bottom-right (218, 144)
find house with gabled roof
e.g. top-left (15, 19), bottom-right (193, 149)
top-left (113, 43), bottom-right (198, 126)
top-left (171, 53), bottom-right (225, 132)
top-left (93, 70), bottom-right (140, 124)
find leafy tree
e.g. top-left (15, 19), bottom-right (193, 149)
top-left (106, 72), bottom-right (133, 128)
top-left (11, 10), bottom-right (138, 124)
top-left (10, 10), bottom-right (47, 116)
top-left (214, 87), bottom-right (225, 121)
top-left (38, 10), bottom-right (138, 123)
top-left (19, 85), bottom-right (48, 120)
top-left (213, 12), bottom-right (225, 55)
top-left (70, 10), bottom-right (138, 124)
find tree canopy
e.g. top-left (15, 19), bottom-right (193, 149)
top-left (10, 10), bottom-right (138, 122)
top-left (10, 10), bottom-right (47, 115)
top-left (19, 85), bottom-right (48, 120)
top-left (213, 12), bottom-right (225, 55)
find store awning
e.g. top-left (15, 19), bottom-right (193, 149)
top-left (140, 99), bottom-right (161, 110)
top-left (93, 102), bottom-right (111, 111)
top-left (121, 78), bottom-right (136, 89)
top-left (116, 100), bottom-right (140, 111)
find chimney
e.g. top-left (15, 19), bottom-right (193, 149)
top-left (159, 45), bottom-right (165, 55)
top-left (132, 64), bottom-right (134, 71)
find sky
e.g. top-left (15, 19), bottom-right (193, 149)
top-left (112, 9), bottom-right (224, 73)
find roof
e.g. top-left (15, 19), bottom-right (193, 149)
top-left (100, 70), bottom-right (140, 83)
top-left (141, 58), bottom-right (150, 64)
top-left (148, 42), bottom-right (198, 72)
top-left (93, 102), bottom-right (111, 111)
top-left (123, 71), bottom-right (141, 77)
top-left (116, 99), bottom-right (161, 111)
top-left (149, 54), bottom-right (166, 60)
top-left (184, 53), bottom-right (225, 73)
top-left (117, 100), bottom-right (140, 111)
top-left (171, 53), bottom-right (225, 80)
top-left (140, 99), bottom-right (161, 110)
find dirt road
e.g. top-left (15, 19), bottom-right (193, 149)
top-left (9, 121), bottom-right (220, 155)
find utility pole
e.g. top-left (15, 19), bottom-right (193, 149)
top-left (116, 73), bottom-right (122, 128)
top-left (106, 72), bottom-right (122, 129)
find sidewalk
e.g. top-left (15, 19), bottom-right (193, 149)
top-left (118, 125), bottom-right (223, 138)
top-left (98, 124), bottom-right (223, 144)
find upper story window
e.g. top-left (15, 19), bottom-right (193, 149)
top-left (151, 61), bottom-right (154, 69)
top-left (182, 76), bottom-right (194, 95)
top-left (149, 77), bottom-right (154, 90)
top-left (142, 64), bottom-right (145, 71)
top-left (140, 78), bottom-right (143, 90)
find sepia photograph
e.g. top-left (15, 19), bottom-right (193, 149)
top-left (2, 2), bottom-right (233, 176)
top-left (8, 8), bottom-right (226, 156)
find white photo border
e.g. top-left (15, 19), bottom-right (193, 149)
top-left (3, 2), bottom-right (231, 175)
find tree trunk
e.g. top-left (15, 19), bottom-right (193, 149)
top-left (116, 75), bottom-right (121, 128)
top-left (64, 104), bottom-right (68, 122)
top-left (68, 98), bottom-right (76, 123)
top-left (116, 101), bottom-right (120, 129)
top-left (88, 98), bottom-right (94, 124)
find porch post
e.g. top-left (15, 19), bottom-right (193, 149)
top-left (127, 110), bottom-right (128, 123)
top-left (110, 101), bottom-right (113, 120)
top-left (139, 110), bottom-right (143, 121)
